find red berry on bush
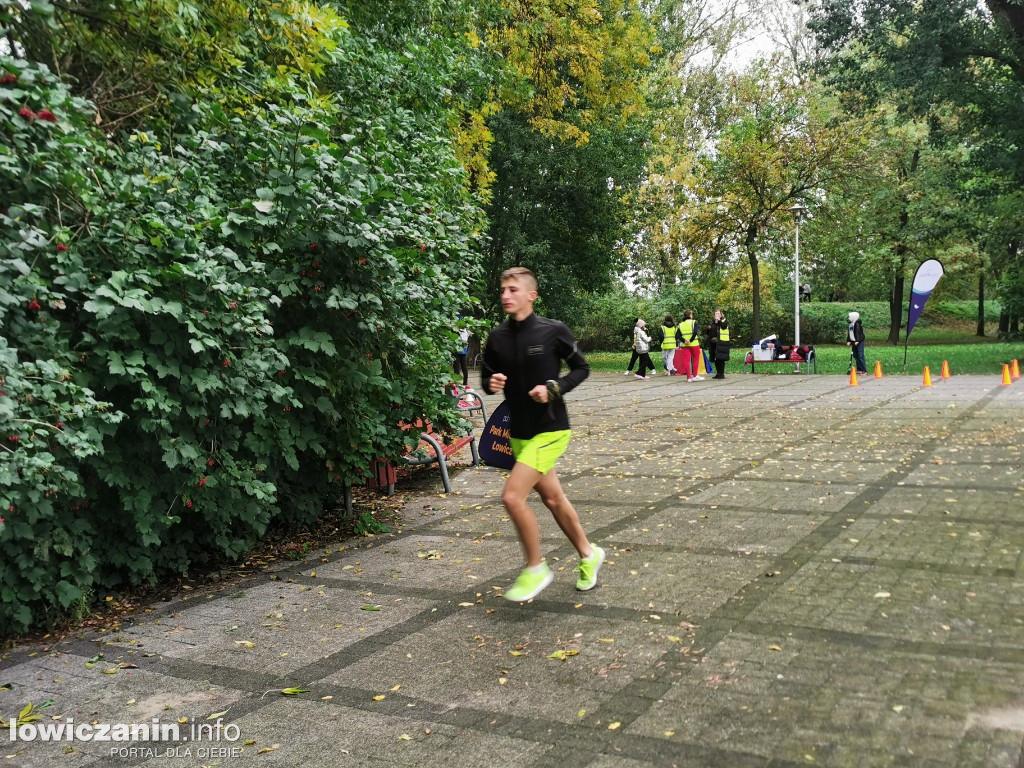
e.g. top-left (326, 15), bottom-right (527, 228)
top-left (28, 300), bottom-right (41, 311)
top-left (309, 243), bottom-right (319, 252)
top-left (0, 73), bottom-right (17, 84)
top-left (18, 107), bottom-right (35, 120)
top-left (185, 501), bottom-right (193, 509)
top-left (420, 244), bottom-right (427, 251)
top-left (56, 422), bottom-right (63, 428)
top-left (37, 109), bottom-right (57, 122)
top-left (277, 369), bottom-right (286, 376)
top-left (223, 359), bottom-right (230, 367)
top-left (198, 477), bottom-right (207, 488)
top-left (7, 435), bottom-right (19, 442)
top-left (207, 459), bottom-right (214, 467)
top-left (229, 301), bottom-right (237, 309)
top-left (56, 243), bottom-right (69, 252)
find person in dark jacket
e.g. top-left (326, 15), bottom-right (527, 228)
top-left (481, 267), bottom-right (605, 602)
top-left (847, 311), bottom-right (867, 375)
top-left (708, 309), bottom-right (730, 379)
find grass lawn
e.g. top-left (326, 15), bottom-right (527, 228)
top-left (584, 340), bottom-right (1024, 376)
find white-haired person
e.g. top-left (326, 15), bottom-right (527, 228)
top-left (633, 319), bottom-right (656, 379)
top-left (847, 311), bottom-right (867, 375)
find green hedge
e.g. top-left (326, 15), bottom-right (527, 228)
top-left (571, 293), bottom-right (1002, 350)
top-left (0, 46), bottom-right (481, 636)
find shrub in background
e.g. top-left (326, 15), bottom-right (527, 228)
top-left (1, 36), bottom-right (482, 636)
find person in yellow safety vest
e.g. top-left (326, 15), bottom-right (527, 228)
top-left (709, 309), bottom-right (730, 379)
top-left (677, 309), bottom-right (703, 381)
top-left (660, 315), bottom-right (682, 375)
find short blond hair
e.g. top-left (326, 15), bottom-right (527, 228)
top-left (500, 267), bottom-right (538, 292)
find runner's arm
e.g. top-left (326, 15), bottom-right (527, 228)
top-left (480, 337), bottom-right (499, 394)
top-left (550, 322), bottom-right (589, 399)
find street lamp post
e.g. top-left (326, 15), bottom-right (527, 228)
top-left (790, 203), bottom-right (807, 368)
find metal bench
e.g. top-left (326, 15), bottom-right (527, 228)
top-left (743, 346), bottom-right (817, 374)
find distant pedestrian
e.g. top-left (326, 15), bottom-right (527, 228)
top-left (677, 309), bottom-right (703, 381)
top-left (633, 319), bottom-right (655, 379)
top-left (708, 309), bottom-right (730, 379)
top-left (659, 315), bottom-right (681, 375)
top-left (481, 267), bottom-right (604, 602)
top-left (847, 311), bottom-right (867, 375)
top-left (454, 325), bottom-right (470, 386)
top-left (624, 317), bottom-right (641, 375)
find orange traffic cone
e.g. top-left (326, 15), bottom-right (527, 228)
top-left (940, 360), bottom-right (951, 380)
top-left (849, 367), bottom-right (859, 387)
top-left (1002, 364), bottom-right (1012, 386)
top-left (873, 360), bottom-right (883, 379)
top-left (1012, 359), bottom-right (1021, 381)
top-left (922, 366), bottom-right (932, 387)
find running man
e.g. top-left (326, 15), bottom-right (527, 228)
top-left (481, 267), bottom-right (605, 601)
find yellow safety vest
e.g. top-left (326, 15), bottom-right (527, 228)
top-left (679, 319), bottom-right (699, 347)
top-left (660, 326), bottom-right (678, 350)
top-left (719, 327), bottom-right (730, 343)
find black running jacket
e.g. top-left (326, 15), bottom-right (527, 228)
top-left (480, 312), bottom-right (589, 439)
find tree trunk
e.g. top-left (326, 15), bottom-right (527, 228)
top-left (976, 272), bottom-right (986, 337)
top-left (888, 150), bottom-right (918, 345)
top-left (749, 250), bottom-right (761, 340)
top-left (999, 309), bottom-right (1010, 338)
top-left (746, 221), bottom-right (761, 340)
top-left (888, 268), bottom-right (905, 345)
top-left (1012, 315), bottom-right (1020, 335)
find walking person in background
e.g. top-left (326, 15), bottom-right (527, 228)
top-left (677, 309), bottom-right (703, 381)
top-left (633, 319), bottom-right (656, 379)
top-left (454, 324), bottom-right (470, 387)
top-left (708, 309), bottom-right (730, 379)
top-left (847, 311), bottom-right (867, 375)
top-left (660, 314), bottom-right (681, 376)
top-left (481, 267), bottom-right (604, 601)
top-left (623, 317), bottom-right (644, 375)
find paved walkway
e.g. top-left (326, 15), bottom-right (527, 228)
top-left (3, 373), bottom-right (1023, 767)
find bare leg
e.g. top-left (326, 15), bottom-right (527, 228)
top-left (502, 461), bottom-right (545, 566)
top-left (535, 469), bottom-right (591, 559)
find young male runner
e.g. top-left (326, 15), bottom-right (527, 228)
top-left (481, 267), bottom-right (605, 601)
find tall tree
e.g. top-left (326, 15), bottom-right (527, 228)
top-left (812, 0), bottom-right (1024, 331)
top-left (481, 0), bottom-right (655, 319)
top-left (677, 63), bottom-right (870, 337)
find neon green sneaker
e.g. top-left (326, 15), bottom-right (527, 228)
top-left (576, 545), bottom-right (605, 591)
top-left (504, 563), bottom-right (553, 602)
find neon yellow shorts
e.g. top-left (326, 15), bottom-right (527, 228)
top-left (509, 430), bottom-right (571, 474)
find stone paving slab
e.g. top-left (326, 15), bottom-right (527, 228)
top-left (610, 507), bottom-right (832, 556)
top-left (3, 372), bottom-right (1024, 768)
top-left (635, 632), bottom-right (1024, 767)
